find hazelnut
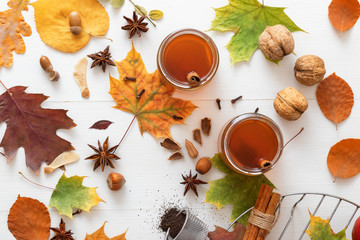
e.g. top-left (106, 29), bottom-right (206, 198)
top-left (259, 25), bottom-right (295, 61)
top-left (274, 87), bottom-right (308, 121)
top-left (294, 55), bottom-right (326, 86)
top-left (107, 172), bottom-right (125, 191)
top-left (196, 157), bottom-right (212, 175)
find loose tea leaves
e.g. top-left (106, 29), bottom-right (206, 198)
top-left (0, 86), bottom-right (76, 174)
top-left (109, 45), bottom-right (197, 139)
top-left (8, 196), bottom-right (51, 240)
top-left (160, 208), bottom-right (186, 238)
top-left (209, 0), bottom-right (303, 64)
top-left (0, 0), bottom-right (32, 68)
top-left (85, 222), bottom-right (127, 240)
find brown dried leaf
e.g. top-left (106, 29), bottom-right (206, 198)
top-left (0, 86), bottom-right (76, 174)
top-left (327, 138), bottom-right (360, 181)
top-left (90, 120), bottom-right (113, 130)
top-left (208, 222), bottom-right (246, 240)
top-left (193, 128), bottom-right (202, 145)
top-left (328, 0), bottom-right (360, 34)
top-left (316, 73), bottom-right (354, 128)
top-left (168, 151), bottom-right (184, 160)
top-left (8, 195), bottom-right (51, 240)
top-left (185, 139), bottom-right (198, 158)
top-left (160, 138), bottom-right (181, 151)
top-left (201, 117), bottom-right (211, 136)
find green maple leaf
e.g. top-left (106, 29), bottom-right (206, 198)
top-left (209, 0), bottom-right (304, 64)
top-left (49, 174), bottom-right (104, 218)
top-left (205, 154), bottom-right (275, 225)
top-left (306, 213), bottom-right (348, 240)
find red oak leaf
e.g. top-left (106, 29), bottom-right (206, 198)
top-left (0, 86), bottom-right (76, 174)
top-left (208, 222), bottom-right (246, 240)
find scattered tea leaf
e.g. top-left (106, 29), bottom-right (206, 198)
top-left (90, 120), bottom-right (113, 130)
top-left (328, 0), bottom-right (360, 34)
top-left (208, 222), bottom-right (246, 240)
top-left (205, 154), bottom-right (274, 225)
top-left (316, 73), bottom-right (354, 128)
top-left (0, 86), bottom-right (76, 174)
top-left (85, 222), bottom-right (127, 240)
top-left (193, 129), bottom-right (202, 145)
top-left (209, 0), bottom-right (303, 64)
top-left (327, 138), bottom-right (360, 181)
top-left (169, 151), bottom-right (184, 160)
top-left (109, 45), bottom-right (197, 139)
top-left (49, 173), bottom-right (104, 218)
top-left (306, 213), bottom-right (348, 239)
top-left (110, 0), bottom-right (125, 8)
top-left (0, 0), bottom-right (32, 68)
top-left (161, 138), bottom-right (181, 151)
top-left (32, 0), bottom-right (109, 52)
top-left (8, 195), bottom-right (50, 240)
top-left (149, 10), bottom-right (163, 20)
top-left (44, 151), bottom-right (79, 174)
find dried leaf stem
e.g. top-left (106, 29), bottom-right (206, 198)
top-left (19, 172), bottom-right (55, 191)
top-left (283, 127), bottom-right (304, 149)
top-left (128, 0), bottom-right (156, 27)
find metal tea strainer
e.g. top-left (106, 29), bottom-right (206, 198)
top-left (165, 208), bottom-right (209, 240)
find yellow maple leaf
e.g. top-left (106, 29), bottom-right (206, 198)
top-left (109, 45), bottom-right (197, 139)
top-left (85, 222), bottom-right (127, 240)
top-left (31, 0), bottom-right (109, 53)
top-left (0, 0), bottom-right (32, 68)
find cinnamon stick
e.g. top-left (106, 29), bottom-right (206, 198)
top-left (242, 184), bottom-right (274, 240)
top-left (256, 193), bottom-right (281, 240)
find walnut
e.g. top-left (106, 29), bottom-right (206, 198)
top-left (273, 87), bottom-right (308, 121)
top-left (259, 25), bottom-right (295, 61)
top-left (294, 55), bottom-right (326, 86)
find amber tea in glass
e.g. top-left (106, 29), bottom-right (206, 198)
top-left (218, 113), bottom-right (283, 175)
top-left (157, 29), bottom-right (219, 90)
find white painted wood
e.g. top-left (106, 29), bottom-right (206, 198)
top-left (1, 0), bottom-right (360, 239)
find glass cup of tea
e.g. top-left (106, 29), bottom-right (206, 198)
top-left (218, 113), bottom-right (283, 175)
top-left (157, 28), bottom-right (219, 91)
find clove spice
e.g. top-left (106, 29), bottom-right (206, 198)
top-left (173, 115), bottom-right (183, 120)
top-left (216, 98), bottom-right (221, 110)
top-left (231, 95), bottom-right (243, 104)
top-left (255, 107), bottom-right (259, 113)
top-left (124, 76), bottom-right (136, 81)
top-left (136, 89), bottom-right (145, 99)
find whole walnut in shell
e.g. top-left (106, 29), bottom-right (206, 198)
top-left (259, 25), bottom-right (294, 61)
top-left (294, 55), bottom-right (326, 86)
top-left (274, 87), bottom-right (308, 120)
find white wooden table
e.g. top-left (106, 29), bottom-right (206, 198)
top-left (1, 0), bottom-right (360, 239)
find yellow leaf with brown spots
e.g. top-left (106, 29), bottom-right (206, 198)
top-left (109, 45), bottom-right (197, 139)
top-left (32, 0), bottom-right (109, 53)
top-left (85, 222), bottom-right (127, 240)
top-left (0, 0), bottom-right (32, 68)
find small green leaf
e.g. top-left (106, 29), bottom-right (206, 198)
top-left (306, 213), bottom-right (348, 240)
top-left (110, 0), bottom-right (124, 8)
top-left (135, 5), bottom-right (147, 16)
top-left (149, 10), bottom-right (163, 20)
top-left (49, 174), bottom-right (103, 218)
top-left (205, 154), bottom-right (275, 225)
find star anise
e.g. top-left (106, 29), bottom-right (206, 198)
top-left (121, 11), bottom-right (149, 39)
top-left (87, 45), bottom-right (116, 72)
top-left (50, 218), bottom-right (74, 240)
top-left (86, 137), bottom-right (120, 171)
top-left (180, 170), bottom-right (207, 196)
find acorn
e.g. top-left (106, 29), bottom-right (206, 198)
top-left (69, 11), bottom-right (82, 35)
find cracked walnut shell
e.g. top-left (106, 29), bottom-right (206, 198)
top-left (294, 55), bottom-right (326, 86)
top-left (259, 25), bottom-right (294, 61)
top-left (274, 87), bottom-right (308, 120)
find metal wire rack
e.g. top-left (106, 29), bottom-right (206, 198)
top-left (227, 192), bottom-right (360, 239)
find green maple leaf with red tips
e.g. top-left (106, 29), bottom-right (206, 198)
top-left (209, 0), bottom-right (304, 64)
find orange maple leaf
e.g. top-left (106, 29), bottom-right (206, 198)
top-left (327, 138), bottom-right (360, 182)
top-left (328, 0), bottom-right (360, 34)
top-left (85, 222), bottom-right (127, 240)
top-left (0, 0), bottom-right (32, 68)
top-left (109, 45), bottom-right (197, 139)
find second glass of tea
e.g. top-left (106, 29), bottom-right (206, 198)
top-left (218, 113), bottom-right (283, 175)
top-left (157, 29), bottom-right (219, 90)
